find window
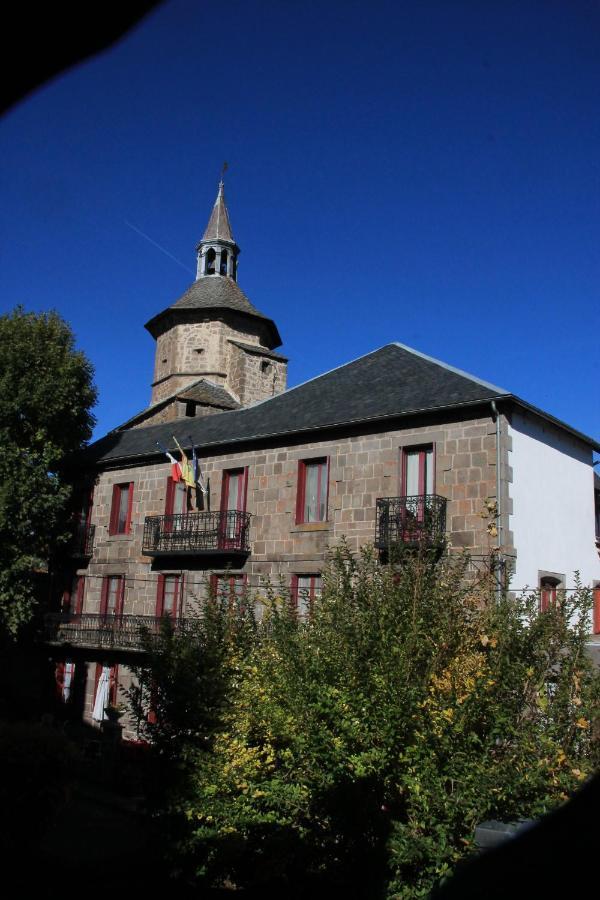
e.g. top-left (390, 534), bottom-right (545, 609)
top-left (100, 575), bottom-right (125, 618)
top-left (539, 576), bottom-right (562, 613)
top-left (402, 446), bottom-right (434, 496)
top-left (205, 248), bottom-right (216, 274)
top-left (62, 574), bottom-right (85, 617)
top-left (109, 482), bottom-right (133, 535)
top-left (296, 458), bottom-right (329, 524)
top-left (166, 476), bottom-right (189, 519)
top-left (185, 400), bottom-right (196, 418)
top-left (156, 574), bottom-right (181, 618)
top-left (221, 468), bottom-right (248, 512)
top-left (220, 467), bottom-right (248, 546)
top-left (211, 574), bottom-right (247, 610)
top-left (55, 661), bottom-right (76, 702)
top-left (220, 249), bottom-right (228, 275)
top-left (291, 574), bottom-right (322, 619)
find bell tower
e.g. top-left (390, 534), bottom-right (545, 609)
top-left (195, 180), bottom-right (240, 280)
top-left (135, 179), bottom-right (288, 429)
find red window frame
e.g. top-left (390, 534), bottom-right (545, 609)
top-left (165, 476), bottom-right (190, 516)
top-left (220, 467), bottom-right (249, 512)
top-left (291, 574), bottom-right (322, 618)
top-left (109, 482), bottom-right (134, 535)
top-left (210, 573), bottom-right (247, 610)
top-left (593, 586), bottom-right (600, 635)
top-left (62, 574), bottom-right (85, 617)
top-left (156, 573), bottom-right (182, 618)
top-left (94, 662), bottom-right (119, 707)
top-left (540, 578), bottom-right (560, 613)
top-left (100, 575), bottom-right (125, 618)
top-left (400, 445), bottom-right (435, 496)
top-left (296, 458), bottom-right (329, 524)
top-left (219, 467), bottom-right (249, 549)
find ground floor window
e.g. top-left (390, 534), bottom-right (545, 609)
top-left (55, 660), bottom-right (76, 702)
top-left (291, 574), bottom-right (322, 619)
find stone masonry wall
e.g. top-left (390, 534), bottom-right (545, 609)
top-left (151, 312), bottom-right (287, 406)
top-left (65, 413), bottom-right (510, 730)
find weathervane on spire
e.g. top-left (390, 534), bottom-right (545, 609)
top-left (220, 161), bottom-right (228, 185)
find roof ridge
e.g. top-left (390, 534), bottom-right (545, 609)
top-left (391, 342), bottom-right (509, 395)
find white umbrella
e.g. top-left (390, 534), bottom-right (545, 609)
top-left (92, 666), bottom-right (111, 721)
top-left (63, 661), bottom-right (75, 702)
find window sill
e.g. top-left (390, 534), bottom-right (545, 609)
top-left (106, 532), bottom-right (134, 541)
top-left (291, 522), bottom-right (332, 533)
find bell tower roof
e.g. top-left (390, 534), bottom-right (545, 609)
top-left (199, 181), bottom-right (235, 245)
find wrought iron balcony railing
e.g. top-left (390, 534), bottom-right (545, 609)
top-left (43, 612), bottom-right (190, 651)
top-left (375, 495), bottom-right (447, 550)
top-left (142, 510), bottom-right (251, 556)
top-left (71, 524), bottom-right (95, 557)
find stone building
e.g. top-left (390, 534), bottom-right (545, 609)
top-left (46, 182), bottom-right (600, 733)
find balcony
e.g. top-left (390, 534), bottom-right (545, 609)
top-left (142, 510), bottom-right (251, 556)
top-left (375, 495), bottom-right (447, 551)
top-left (43, 613), bottom-right (189, 652)
top-left (71, 524), bottom-right (95, 558)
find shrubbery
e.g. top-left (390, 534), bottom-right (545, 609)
top-left (128, 546), bottom-right (600, 898)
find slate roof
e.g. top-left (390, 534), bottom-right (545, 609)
top-left (177, 380), bottom-right (239, 408)
top-left (144, 276), bottom-right (282, 349)
top-left (85, 342), bottom-right (598, 466)
top-left (228, 339), bottom-right (288, 362)
top-left (116, 379), bottom-right (239, 430)
top-left (200, 181), bottom-right (235, 244)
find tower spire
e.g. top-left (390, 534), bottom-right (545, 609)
top-left (196, 175), bottom-right (239, 279)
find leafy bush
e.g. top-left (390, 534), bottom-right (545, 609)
top-left (128, 547), bottom-right (600, 898)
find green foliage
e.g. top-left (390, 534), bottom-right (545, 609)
top-left (0, 306), bottom-right (97, 634)
top-left (129, 548), bottom-right (600, 898)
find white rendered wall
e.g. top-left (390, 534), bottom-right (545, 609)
top-left (508, 409), bottom-right (599, 593)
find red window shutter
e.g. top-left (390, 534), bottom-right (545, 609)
top-left (100, 577), bottom-right (109, 616)
top-left (177, 574), bottom-right (183, 618)
top-left (165, 477), bottom-right (175, 515)
top-left (220, 471), bottom-right (229, 512)
top-left (109, 485), bottom-right (120, 535)
top-left (593, 587), bottom-right (600, 635)
top-left (55, 662), bottom-right (65, 699)
top-left (109, 664), bottom-right (119, 706)
top-left (125, 483), bottom-right (134, 534)
top-left (296, 461), bottom-right (306, 524)
top-left (323, 457), bottom-right (330, 521)
top-left (75, 575), bottom-right (85, 615)
top-left (156, 574), bottom-right (165, 617)
top-left (290, 574), bottom-right (299, 609)
top-left (116, 577), bottom-right (125, 617)
top-left (241, 467), bottom-right (249, 512)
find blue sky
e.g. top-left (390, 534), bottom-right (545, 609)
top-left (1, 0), bottom-right (598, 444)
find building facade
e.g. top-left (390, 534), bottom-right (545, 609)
top-left (46, 183), bottom-right (600, 734)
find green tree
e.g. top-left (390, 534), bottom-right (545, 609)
top-left (130, 548), bottom-right (600, 898)
top-left (0, 306), bottom-right (97, 635)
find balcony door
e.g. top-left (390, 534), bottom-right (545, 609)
top-left (220, 468), bottom-right (248, 548)
top-left (400, 446), bottom-right (435, 538)
top-left (402, 446), bottom-right (434, 497)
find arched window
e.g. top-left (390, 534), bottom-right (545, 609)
top-left (220, 249), bottom-right (228, 276)
top-left (205, 248), bottom-right (216, 275)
